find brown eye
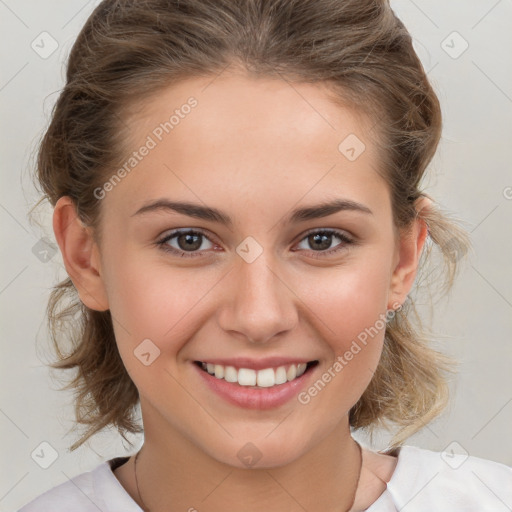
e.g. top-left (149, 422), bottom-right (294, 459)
top-left (157, 229), bottom-right (215, 258)
top-left (295, 229), bottom-right (354, 258)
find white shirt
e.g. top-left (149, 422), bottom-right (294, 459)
top-left (17, 445), bottom-right (512, 511)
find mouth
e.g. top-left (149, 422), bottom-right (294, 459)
top-left (193, 360), bottom-right (319, 389)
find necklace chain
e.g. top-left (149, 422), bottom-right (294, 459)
top-left (133, 449), bottom-right (150, 512)
top-left (134, 440), bottom-right (363, 512)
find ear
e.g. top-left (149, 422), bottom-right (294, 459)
top-left (388, 196), bottom-right (431, 309)
top-left (53, 196), bottom-right (109, 311)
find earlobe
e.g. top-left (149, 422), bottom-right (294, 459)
top-left (53, 196), bottom-right (109, 311)
top-left (388, 197), bottom-right (431, 309)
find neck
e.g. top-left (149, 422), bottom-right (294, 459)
top-left (133, 405), bottom-right (362, 512)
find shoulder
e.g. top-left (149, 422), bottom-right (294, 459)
top-left (17, 463), bottom-right (102, 512)
top-left (368, 444), bottom-right (512, 511)
top-left (17, 458), bottom-right (139, 512)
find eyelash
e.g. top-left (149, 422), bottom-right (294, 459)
top-left (156, 228), bottom-right (355, 259)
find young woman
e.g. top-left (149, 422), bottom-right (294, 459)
top-left (19, 0), bottom-right (511, 510)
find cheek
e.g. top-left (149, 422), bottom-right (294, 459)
top-left (295, 266), bottom-right (390, 412)
top-left (297, 252), bottom-right (393, 406)
top-left (302, 255), bottom-right (393, 347)
top-left (102, 250), bottom-right (221, 353)
top-left (103, 264), bottom-right (203, 392)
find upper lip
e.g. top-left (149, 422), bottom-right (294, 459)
top-left (194, 357), bottom-right (318, 371)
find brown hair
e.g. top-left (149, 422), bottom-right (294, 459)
top-left (32, 0), bottom-right (470, 452)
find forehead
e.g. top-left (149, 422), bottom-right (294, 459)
top-left (127, 71), bottom-right (375, 153)
top-left (107, 72), bottom-right (389, 218)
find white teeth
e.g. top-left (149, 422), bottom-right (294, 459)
top-left (297, 363), bottom-right (307, 377)
top-left (238, 368), bottom-right (256, 386)
top-left (275, 366), bottom-right (287, 385)
top-left (286, 364), bottom-right (297, 381)
top-left (200, 362), bottom-right (313, 388)
top-left (256, 368), bottom-right (275, 387)
top-left (214, 364), bottom-right (224, 379)
top-left (224, 365), bottom-right (238, 383)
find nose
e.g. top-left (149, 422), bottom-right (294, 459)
top-left (216, 252), bottom-right (298, 344)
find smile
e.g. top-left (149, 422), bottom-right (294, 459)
top-left (194, 360), bottom-right (319, 388)
top-left (193, 359), bottom-right (320, 409)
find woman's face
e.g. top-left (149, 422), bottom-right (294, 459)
top-left (68, 72), bottom-right (420, 468)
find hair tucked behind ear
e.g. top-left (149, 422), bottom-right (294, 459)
top-left (32, 0), bottom-right (470, 452)
top-left (350, 198), bottom-right (470, 448)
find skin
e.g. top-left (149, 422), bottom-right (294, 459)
top-left (53, 70), bottom-right (429, 511)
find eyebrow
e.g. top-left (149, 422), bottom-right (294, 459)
top-left (132, 198), bottom-right (373, 226)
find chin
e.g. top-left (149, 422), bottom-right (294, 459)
top-left (204, 433), bottom-right (313, 470)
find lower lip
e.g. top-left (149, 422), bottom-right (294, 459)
top-left (194, 363), bottom-right (317, 410)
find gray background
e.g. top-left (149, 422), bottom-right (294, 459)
top-left (1, 0), bottom-right (511, 510)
